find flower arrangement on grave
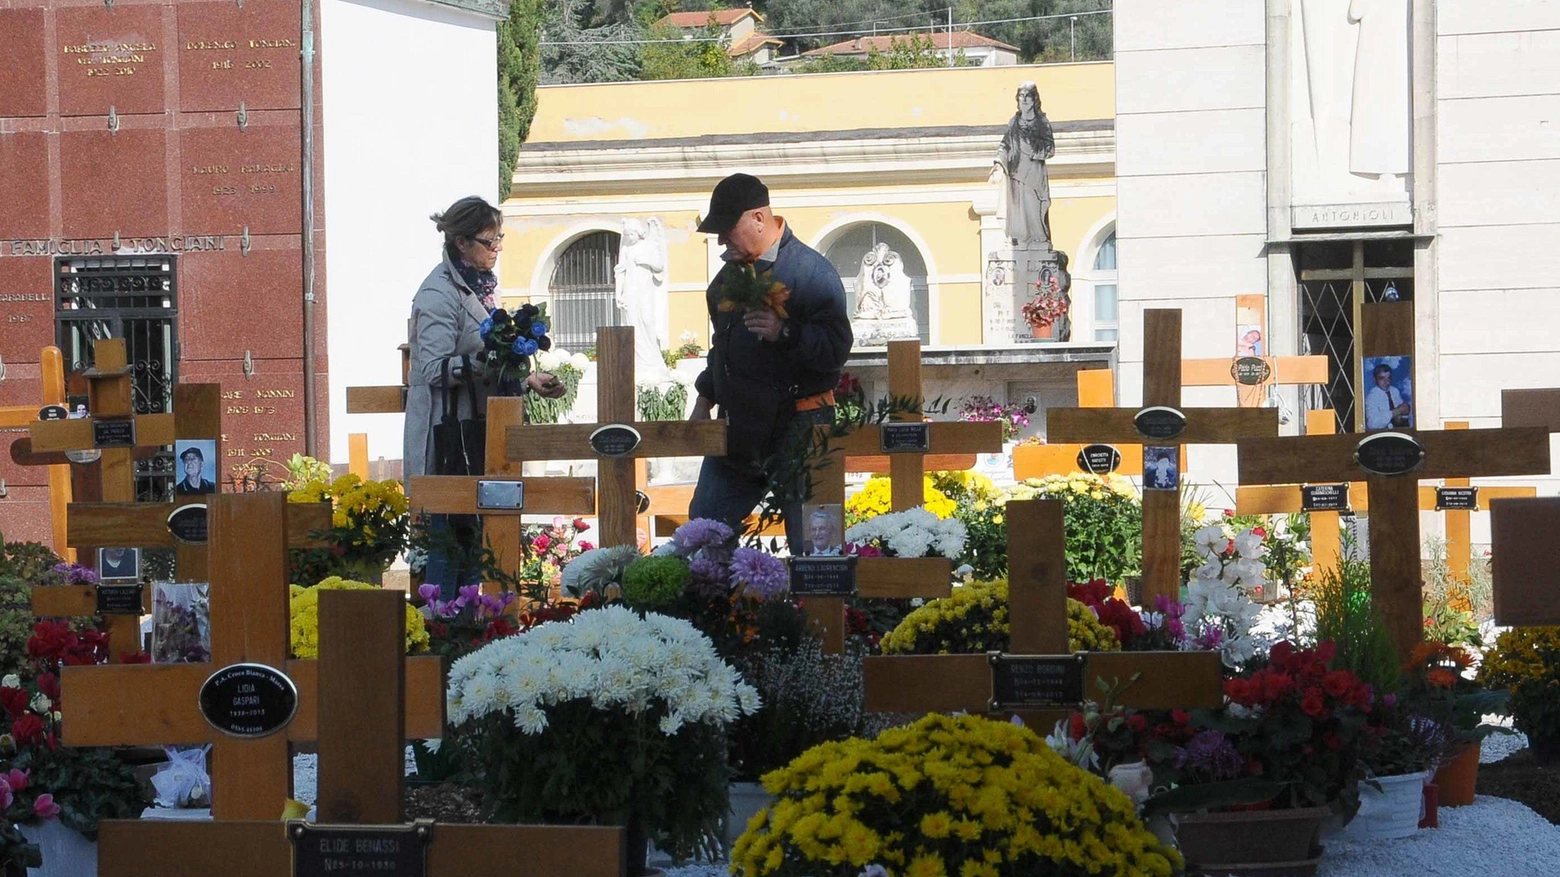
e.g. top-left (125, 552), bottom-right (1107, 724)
top-left (1182, 523), bottom-right (1268, 667)
top-left (832, 373), bottom-right (866, 427)
top-left (636, 380), bottom-right (689, 421)
top-left (1008, 475), bottom-right (1143, 584)
top-left (525, 348), bottom-right (590, 425)
top-left (669, 330), bottom-right (705, 363)
top-left (935, 472), bottom-right (1011, 580)
top-left (844, 475), bottom-right (957, 525)
top-left (730, 713), bottom-right (1182, 877)
top-left (1399, 641), bottom-right (1507, 759)
top-left (880, 578), bottom-right (1120, 656)
top-left (1139, 641), bottom-right (1376, 815)
top-left (1043, 685), bottom-right (1156, 780)
top-left (517, 516), bottom-right (594, 594)
top-left (151, 583), bottom-right (211, 664)
top-left (0, 765), bottom-right (50, 875)
top-left (715, 262), bottom-right (790, 318)
top-left (844, 507), bottom-right (967, 561)
top-left (446, 606), bottom-right (759, 864)
top-left (478, 303), bottom-right (552, 393)
top-left (1020, 277), bottom-right (1069, 331)
top-left (44, 563), bottom-right (96, 586)
top-left (958, 394), bottom-right (1031, 443)
top-left (287, 472), bottom-right (411, 583)
top-left (1477, 626), bottom-right (1560, 756)
top-left (0, 622), bottom-right (148, 840)
top-left (288, 578), bottom-right (429, 660)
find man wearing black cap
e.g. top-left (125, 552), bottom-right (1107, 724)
top-left (176, 446), bottom-right (216, 495)
top-left (689, 173), bottom-right (854, 548)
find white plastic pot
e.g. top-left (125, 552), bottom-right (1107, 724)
top-left (1338, 771), bottom-right (1428, 842)
top-left (18, 820), bottom-right (96, 877)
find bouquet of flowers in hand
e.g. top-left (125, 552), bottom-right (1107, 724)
top-left (715, 262), bottom-right (789, 317)
top-left (958, 394), bottom-right (1031, 442)
top-left (479, 303), bottom-right (552, 388)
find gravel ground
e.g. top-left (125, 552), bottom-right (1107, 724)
top-left (291, 746), bottom-right (418, 809)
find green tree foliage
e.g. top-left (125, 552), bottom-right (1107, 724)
top-left (498, 0), bottom-right (544, 198)
top-left (864, 32), bottom-right (967, 69)
top-left (540, 0), bottom-right (643, 84)
top-left (639, 23), bottom-right (737, 80)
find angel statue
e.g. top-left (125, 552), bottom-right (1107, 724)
top-left (615, 217), bottom-right (672, 386)
top-left (989, 81), bottom-right (1055, 250)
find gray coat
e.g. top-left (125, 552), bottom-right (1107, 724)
top-left (402, 250), bottom-right (493, 488)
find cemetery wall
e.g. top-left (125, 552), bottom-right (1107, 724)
top-left (320, 0), bottom-right (504, 465)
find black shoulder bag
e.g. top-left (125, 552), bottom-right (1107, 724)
top-left (432, 355), bottom-right (487, 477)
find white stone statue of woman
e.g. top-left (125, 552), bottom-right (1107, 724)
top-left (989, 81), bottom-right (1055, 250)
top-left (615, 217), bottom-right (672, 386)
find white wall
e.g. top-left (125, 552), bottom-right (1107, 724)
top-left (1112, 0), bottom-right (1270, 494)
top-left (321, 0), bottom-right (501, 464)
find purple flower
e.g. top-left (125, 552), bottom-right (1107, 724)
top-left (729, 547), bottom-right (788, 600)
top-left (1383, 692), bottom-right (1397, 709)
top-left (456, 584), bottom-right (483, 607)
top-left (418, 583), bottom-right (441, 603)
top-left (1165, 618), bottom-right (1186, 640)
top-left (51, 562), bottom-right (98, 585)
top-left (1193, 626), bottom-right (1225, 651)
top-left (1173, 730), bottom-right (1244, 783)
top-left (672, 518), bottom-right (734, 553)
top-left (1155, 595), bottom-right (1187, 619)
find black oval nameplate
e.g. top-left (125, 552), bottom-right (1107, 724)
top-left (1436, 486), bottom-right (1479, 511)
top-left (168, 504), bottom-right (209, 544)
top-left (1231, 357), bottom-right (1272, 386)
top-left (1133, 406), bottom-right (1187, 440)
top-left (1301, 484), bottom-right (1350, 513)
top-left (92, 417), bottom-right (137, 448)
top-left (290, 821), bottom-right (431, 877)
top-left (37, 405), bottom-right (68, 421)
top-left (1076, 444), bottom-right (1122, 475)
top-left (199, 663), bottom-right (299, 738)
top-left (880, 422), bottom-right (931, 453)
top-left (989, 652), bottom-right (1086, 711)
top-left (96, 583), bottom-right (144, 616)
top-left (589, 424), bottom-right (641, 457)
top-left (634, 490), bottom-right (651, 515)
top-left (1354, 432), bottom-right (1426, 477)
top-left (788, 556), bottom-right (858, 597)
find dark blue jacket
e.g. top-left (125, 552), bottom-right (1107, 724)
top-left (694, 225), bottom-right (853, 407)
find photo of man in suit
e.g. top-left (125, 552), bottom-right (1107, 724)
top-left (804, 504), bottom-right (844, 557)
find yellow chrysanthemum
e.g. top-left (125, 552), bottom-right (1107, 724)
top-left (289, 577), bottom-right (429, 659)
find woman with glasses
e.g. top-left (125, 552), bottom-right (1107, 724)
top-left (404, 196), bottom-right (566, 597)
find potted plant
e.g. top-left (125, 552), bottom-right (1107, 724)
top-left (1477, 627), bottom-right (1560, 762)
top-left (1141, 641), bottom-right (1376, 877)
top-left (1336, 705), bottom-right (1442, 842)
top-left (1402, 641), bottom-right (1509, 807)
top-left (1020, 275), bottom-right (1069, 340)
top-left (286, 471), bottom-right (411, 584)
top-left (731, 713), bottom-right (1182, 877)
top-left (447, 606), bottom-right (759, 875)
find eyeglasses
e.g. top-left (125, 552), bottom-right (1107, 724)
top-left (471, 233), bottom-right (505, 251)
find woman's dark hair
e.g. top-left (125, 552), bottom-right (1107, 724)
top-left (430, 196), bottom-right (502, 245)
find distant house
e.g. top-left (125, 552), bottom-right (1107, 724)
top-left (654, 7), bottom-right (783, 67)
top-left (798, 31), bottom-right (1020, 67)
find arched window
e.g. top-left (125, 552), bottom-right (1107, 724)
top-left (822, 223), bottom-right (931, 343)
top-left (547, 231), bottom-right (621, 350)
top-left (1089, 231), bottom-right (1118, 342)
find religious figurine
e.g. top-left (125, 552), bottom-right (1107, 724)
top-left (615, 217), bottom-right (672, 386)
top-left (1296, 0), bottom-right (1411, 190)
top-left (989, 81), bottom-right (1055, 250)
top-left (850, 243), bottom-right (918, 345)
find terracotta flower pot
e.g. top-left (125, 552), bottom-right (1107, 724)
top-left (1172, 805), bottom-right (1329, 877)
top-left (1432, 740), bottom-right (1481, 807)
top-left (1420, 782), bottom-right (1439, 829)
top-left (1030, 321), bottom-right (1055, 340)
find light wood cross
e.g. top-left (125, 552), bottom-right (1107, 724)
top-left (1180, 294), bottom-right (1329, 409)
top-left (24, 340), bottom-right (236, 658)
top-left (1046, 309), bottom-right (1280, 605)
top-left (95, 587), bottom-right (624, 877)
top-left (0, 346), bottom-right (72, 553)
top-left (409, 396), bottom-right (597, 591)
top-left (507, 327), bottom-right (726, 549)
top-left (803, 340), bottom-right (1003, 654)
top-left (863, 499), bottom-right (1224, 721)
top-left (1013, 368), bottom-right (1183, 480)
top-left (344, 341), bottom-right (412, 416)
top-left (1235, 415), bottom-right (1535, 582)
top-left (59, 492), bottom-right (445, 820)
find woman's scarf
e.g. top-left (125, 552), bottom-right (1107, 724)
top-left (449, 245), bottom-right (498, 311)
top-left (1002, 108), bottom-right (1054, 172)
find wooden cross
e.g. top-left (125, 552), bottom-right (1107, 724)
top-left (59, 492), bottom-right (445, 820)
top-left (1488, 496), bottom-right (1560, 627)
top-left (344, 341), bottom-right (412, 416)
top-left (803, 340), bottom-right (1003, 654)
top-left (1502, 387), bottom-right (1560, 440)
top-left (505, 327), bottom-right (726, 549)
top-left (94, 586), bottom-right (625, 877)
top-left (1012, 368), bottom-right (1184, 480)
top-left (1046, 309), bottom-right (1279, 605)
top-left (1180, 294), bottom-right (1329, 408)
top-left (863, 499), bottom-right (1224, 719)
top-left (409, 397), bottom-right (598, 590)
top-left (1237, 415), bottom-right (1534, 584)
top-left (1, 346), bottom-right (72, 554)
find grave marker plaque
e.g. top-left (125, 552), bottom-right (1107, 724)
top-left (1436, 487), bottom-right (1478, 512)
top-left (95, 583), bottom-right (144, 615)
top-left (167, 504), bottom-right (210, 544)
top-left (1301, 483), bottom-right (1350, 513)
top-left (1354, 432), bottom-right (1426, 476)
top-left (1075, 444), bottom-right (1121, 475)
top-left (176, 0), bottom-right (304, 111)
top-left (988, 653), bottom-right (1086, 711)
top-left (180, 126), bottom-right (302, 234)
top-left (1231, 357), bottom-right (1272, 386)
top-left (38, 405), bottom-right (69, 421)
top-left (880, 422), bottom-right (931, 453)
top-left (56, 6), bottom-right (167, 116)
top-left (1133, 406), bottom-right (1187, 440)
top-left (788, 557), bottom-right (857, 597)
top-left (92, 417), bottom-right (137, 448)
top-left (290, 822), bottom-right (431, 877)
top-left (587, 424), bottom-right (641, 458)
top-left (198, 662), bottom-right (300, 738)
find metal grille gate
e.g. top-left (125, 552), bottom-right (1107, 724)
top-left (548, 231), bottom-right (621, 351)
top-left (55, 254), bottom-right (179, 501)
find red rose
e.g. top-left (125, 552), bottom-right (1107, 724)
top-left (0, 688), bottom-right (27, 719)
top-left (1223, 678), bottom-right (1251, 704)
top-left (1128, 714), bottom-right (1148, 733)
top-left (11, 713), bottom-right (45, 747)
top-left (1301, 689), bottom-right (1327, 718)
top-left (1322, 670), bottom-right (1353, 699)
top-left (1259, 670), bottom-right (1295, 704)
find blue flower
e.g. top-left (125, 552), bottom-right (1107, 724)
top-left (520, 338), bottom-right (539, 356)
top-left (479, 317), bottom-right (494, 337)
top-left (530, 321), bottom-right (548, 339)
top-left (511, 338), bottom-right (528, 355)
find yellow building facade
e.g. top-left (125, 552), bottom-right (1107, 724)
top-left (499, 61), bottom-right (1117, 354)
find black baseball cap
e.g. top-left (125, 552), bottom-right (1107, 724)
top-left (180, 447), bottom-right (203, 462)
top-left (697, 173), bottom-right (769, 235)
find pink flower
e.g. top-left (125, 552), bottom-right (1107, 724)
top-left (33, 793), bottom-right (60, 819)
top-left (0, 783), bottom-right (11, 810)
top-left (532, 534), bottom-right (552, 552)
top-left (4, 769), bottom-right (28, 792)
